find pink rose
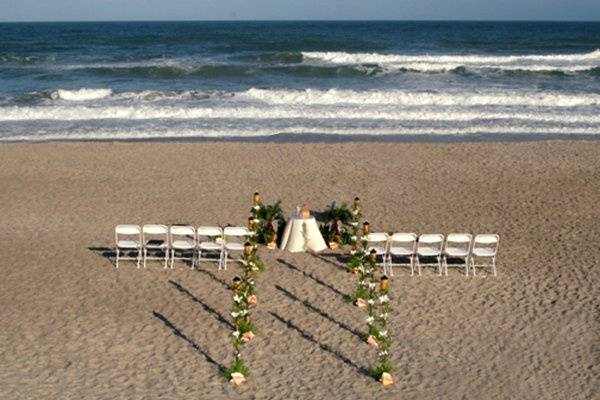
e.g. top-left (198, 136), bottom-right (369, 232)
top-left (356, 298), bottom-right (367, 308)
top-left (241, 331), bottom-right (255, 342)
top-left (248, 295), bottom-right (257, 305)
top-left (367, 335), bottom-right (378, 348)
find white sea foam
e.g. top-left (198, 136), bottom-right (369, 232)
top-left (39, 88), bottom-right (600, 108)
top-left (303, 49), bottom-right (600, 64)
top-left (51, 88), bottom-right (113, 101)
top-left (3, 87), bottom-right (599, 140)
top-left (3, 105), bottom-right (600, 125)
top-left (301, 50), bottom-right (600, 73)
top-left (239, 88), bottom-right (600, 107)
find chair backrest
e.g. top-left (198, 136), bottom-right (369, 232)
top-left (143, 224), bottom-right (168, 234)
top-left (197, 226), bottom-right (223, 238)
top-left (170, 225), bottom-right (196, 242)
top-left (418, 233), bottom-right (444, 250)
top-left (198, 226), bottom-right (223, 244)
top-left (446, 232), bottom-right (472, 245)
top-left (365, 232), bottom-right (388, 243)
top-left (223, 226), bottom-right (250, 238)
top-left (142, 224), bottom-right (168, 240)
top-left (390, 232), bottom-right (417, 243)
top-left (115, 224), bottom-right (141, 243)
top-left (473, 234), bottom-right (499, 254)
top-left (390, 232), bottom-right (417, 249)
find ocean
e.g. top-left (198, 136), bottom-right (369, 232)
top-left (0, 21), bottom-right (599, 141)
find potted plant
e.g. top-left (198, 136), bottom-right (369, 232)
top-left (255, 200), bottom-right (285, 248)
top-left (320, 202), bottom-right (353, 249)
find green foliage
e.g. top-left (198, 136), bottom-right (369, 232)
top-left (224, 358), bottom-right (250, 380)
top-left (252, 200), bottom-right (285, 244)
top-left (351, 285), bottom-right (370, 303)
top-left (369, 360), bottom-right (393, 380)
top-left (255, 200), bottom-right (285, 224)
top-left (237, 320), bottom-right (255, 335)
top-left (368, 324), bottom-right (381, 339)
top-left (347, 256), bottom-right (362, 272)
top-left (248, 254), bottom-right (266, 272)
top-left (340, 230), bottom-right (353, 246)
top-left (319, 202), bottom-right (354, 245)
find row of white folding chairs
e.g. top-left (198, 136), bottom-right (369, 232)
top-left (114, 224), bottom-right (252, 270)
top-left (365, 233), bottom-right (499, 277)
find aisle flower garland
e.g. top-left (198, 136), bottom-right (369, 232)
top-left (224, 212), bottom-right (266, 384)
top-left (370, 275), bottom-right (394, 385)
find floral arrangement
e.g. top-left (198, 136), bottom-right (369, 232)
top-left (250, 192), bottom-right (285, 248)
top-left (224, 236), bottom-right (266, 384)
top-left (369, 275), bottom-right (394, 385)
top-left (363, 250), bottom-right (381, 341)
top-left (346, 197), bottom-right (363, 271)
top-left (348, 216), bottom-right (394, 385)
top-left (350, 219), bottom-right (373, 306)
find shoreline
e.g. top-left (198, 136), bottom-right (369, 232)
top-left (2, 132), bottom-right (600, 144)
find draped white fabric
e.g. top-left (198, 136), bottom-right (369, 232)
top-left (279, 216), bottom-right (327, 253)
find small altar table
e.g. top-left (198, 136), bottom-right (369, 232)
top-left (279, 216), bottom-right (328, 253)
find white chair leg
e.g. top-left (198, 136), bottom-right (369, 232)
top-left (471, 257), bottom-right (476, 277)
top-left (190, 253), bottom-right (195, 270)
top-left (164, 250), bottom-right (168, 269)
top-left (410, 255), bottom-right (414, 276)
top-left (464, 257), bottom-right (469, 277)
top-left (169, 249), bottom-right (174, 269)
top-left (136, 249), bottom-right (141, 269)
top-left (143, 249), bottom-right (147, 269)
top-left (416, 256), bottom-right (421, 276)
top-left (116, 248), bottom-right (120, 268)
top-left (492, 257), bottom-right (497, 277)
top-left (442, 256), bottom-right (447, 276)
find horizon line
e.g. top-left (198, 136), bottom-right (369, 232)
top-left (1, 18), bottom-right (599, 24)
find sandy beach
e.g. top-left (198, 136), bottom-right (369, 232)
top-left (0, 140), bottom-right (598, 399)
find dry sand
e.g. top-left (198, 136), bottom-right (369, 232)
top-left (0, 140), bottom-right (598, 399)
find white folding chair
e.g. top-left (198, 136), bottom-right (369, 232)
top-left (387, 233), bottom-right (417, 276)
top-left (416, 234), bottom-right (444, 276)
top-left (197, 226), bottom-right (224, 269)
top-left (115, 225), bottom-right (142, 269)
top-left (142, 224), bottom-right (169, 268)
top-left (364, 232), bottom-right (389, 273)
top-left (169, 225), bottom-right (196, 269)
top-left (470, 234), bottom-right (499, 277)
top-left (222, 226), bottom-right (251, 270)
top-left (443, 233), bottom-right (472, 276)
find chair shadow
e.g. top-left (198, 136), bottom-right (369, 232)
top-left (269, 311), bottom-right (370, 378)
top-left (168, 280), bottom-right (234, 330)
top-left (275, 285), bottom-right (363, 340)
top-left (152, 311), bottom-right (225, 373)
top-left (193, 267), bottom-right (232, 290)
top-left (444, 258), bottom-right (470, 275)
top-left (88, 246), bottom-right (116, 267)
top-left (307, 251), bottom-right (349, 271)
top-left (277, 258), bottom-right (350, 303)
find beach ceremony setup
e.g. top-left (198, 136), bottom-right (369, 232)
top-left (113, 193), bottom-right (500, 386)
top-left (2, 142), bottom-right (598, 399)
top-left (1, 1), bottom-right (600, 398)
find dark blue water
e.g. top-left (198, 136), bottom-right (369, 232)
top-left (1, 21), bottom-right (599, 140)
